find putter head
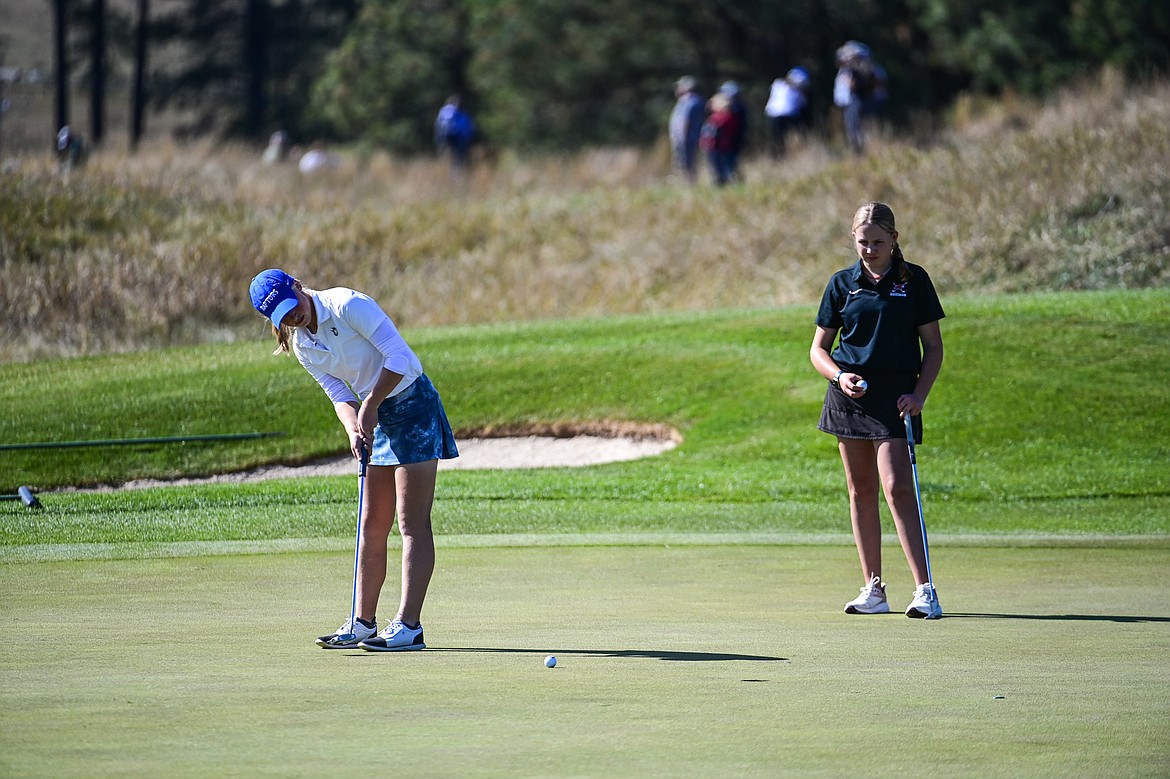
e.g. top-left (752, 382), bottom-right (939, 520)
top-left (315, 631), bottom-right (361, 649)
top-left (18, 486), bottom-right (42, 509)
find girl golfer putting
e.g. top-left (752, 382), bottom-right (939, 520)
top-left (810, 203), bottom-right (944, 618)
top-left (249, 269), bottom-right (458, 650)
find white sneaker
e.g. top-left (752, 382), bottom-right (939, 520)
top-left (358, 619), bottom-right (426, 652)
top-left (315, 617), bottom-right (377, 649)
top-left (906, 583), bottom-right (943, 619)
top-left (844, 575), bottom-right (890, 614)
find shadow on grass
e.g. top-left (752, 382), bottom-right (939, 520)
top-left (428, 647), bottom-right (788, 662)
top-left (948, 612), bottom-right (1170, 624)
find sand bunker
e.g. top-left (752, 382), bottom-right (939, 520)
top-left (108, 424), bottom-right (680, 490)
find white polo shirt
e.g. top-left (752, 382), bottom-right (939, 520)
top-left (292, 287), bottom-right (422, 404)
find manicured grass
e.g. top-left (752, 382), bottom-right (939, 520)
top-left (2, 290), bottom-right (1167, 776)
top-left (2, 545), bottom-right (1167, 778)
top-left (2, 289), bottom-right (1169, 548)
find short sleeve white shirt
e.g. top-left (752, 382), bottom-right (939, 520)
top-left (291, 287), bottom-right (423, 404)
top-left (765, 80), bottom-right (806, 118)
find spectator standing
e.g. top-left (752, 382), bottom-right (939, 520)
top-left (720, 81), bottom-right (749, 178)
top-left (764, 67), bottom-right (811, 158)
top-left (434, 95), bottom-right (476, 175)
top-left (699, 92), bottom-right (741, 186)
top-left (55, 125), bottom-right (85, 171)
top-left (833, 41), bottom-right (885, 155)
top-left (262, 131), bottom-right (290, 164)
top-left (668, 76), bottom-right (705, 183)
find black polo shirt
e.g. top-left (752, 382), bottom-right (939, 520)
top-left (815, 259), bottom-right (945, 375)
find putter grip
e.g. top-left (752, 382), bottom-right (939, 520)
top-left (359, 445), bottom-right (369, 477)
top-left (904, 415), bottom-right (916, 460)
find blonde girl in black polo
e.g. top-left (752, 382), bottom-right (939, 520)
top-left (810, 202), bottom-right (945, 618)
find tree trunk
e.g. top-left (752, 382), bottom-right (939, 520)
top-left (130, 0), bottom-right (150, 150)
top-left (54, 0), bottom-right (69, 137)
top-left (90, 0), bottom-right (106, 145)
top-left (243, 0), bottom-right (268, 140)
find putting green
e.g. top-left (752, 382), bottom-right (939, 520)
top-left (2, 544), bottom-right (1168, 777)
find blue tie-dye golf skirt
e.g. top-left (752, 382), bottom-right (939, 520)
top-left (369, 374), bottom-right (459, 466)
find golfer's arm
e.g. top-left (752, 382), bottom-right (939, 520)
top-left (914, 321), bottom-right (944, 400)
top-left (810, 326), bottom-right (842, 381)
top-left (360, 368), bottom-right (406, 412)
top-left (305, 369), bottom-right (361, 435)
top-left (333, 400), bottom-right (361, 433)
top-left (331, 369), bottom-right (404, 433)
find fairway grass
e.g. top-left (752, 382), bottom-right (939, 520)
top-left (2, 545), bottom-right (1167, 778)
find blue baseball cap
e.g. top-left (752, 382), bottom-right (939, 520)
top-left (249, 269), bottom-right (299, 328)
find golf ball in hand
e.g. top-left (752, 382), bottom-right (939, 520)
top-left (544, 655), bottom-right (557, 668)
top-left (856, 380), bottom-right (868, 391)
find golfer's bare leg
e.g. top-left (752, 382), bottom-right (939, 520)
top-left (876, 440), bottom-right (929, 586)
top-left (839, 438), bottom-right (883, 581)
top-left (356, 464), bottom-right (396, 622)
top-left (394, 460), bottom-right (438, 626)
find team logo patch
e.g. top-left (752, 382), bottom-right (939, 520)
top-left (890, 282), bottom-right (909, 297)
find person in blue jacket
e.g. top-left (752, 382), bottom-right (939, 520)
top-left (434, 95), bottom-right (476, 174)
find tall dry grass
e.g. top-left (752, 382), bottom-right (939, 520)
top-left (2, 73), bottom-right (1168, 362)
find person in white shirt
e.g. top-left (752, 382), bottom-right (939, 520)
top-left (764, 67), bottom-right (810, 158)
top-left (249, 269), bottom-right (458, 651)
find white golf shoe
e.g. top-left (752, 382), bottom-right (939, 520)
top-left (359, 619), bottom-right (426, 652)
top-left (905, 583), bottom-right (943, 619)
top-left (844, 575), bottom-right (890, 614)
top-left (316, 617), bottom-right (377, 649)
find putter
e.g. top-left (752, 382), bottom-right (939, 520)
top-left (0, 486), bottom-right (42, 509)
top-left (904, 413), bottom-right (941, 618)
top-left (346, 445), bottom-right (369, 640)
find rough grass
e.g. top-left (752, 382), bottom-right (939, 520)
top-left (2, 75), bottom-right (1168, 362)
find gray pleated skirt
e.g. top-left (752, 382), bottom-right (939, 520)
top-left (818, 374), bottom-right (922, 443)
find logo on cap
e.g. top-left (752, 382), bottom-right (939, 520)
top-left (249, 269), bottom-right (299, 327)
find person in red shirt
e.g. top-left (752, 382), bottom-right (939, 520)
top-left (699, 93), bottom-right (742, 186)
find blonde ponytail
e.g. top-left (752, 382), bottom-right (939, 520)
top-left (272, 324), bottom-right (293, 355)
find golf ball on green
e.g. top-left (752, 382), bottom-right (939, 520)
top-left (544, 655), bottom-right (557, 668)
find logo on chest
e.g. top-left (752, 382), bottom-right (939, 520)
top-left (331, 326), bottom-right (339, 336)
top-left (890, 282), bottom-right (909, 298)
